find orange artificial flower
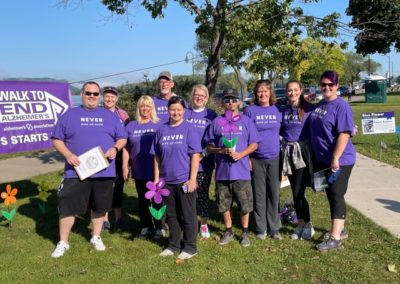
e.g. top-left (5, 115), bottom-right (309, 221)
top-left (1, 184), bottom-right (18, 206)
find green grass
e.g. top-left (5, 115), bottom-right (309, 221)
top-left (350, 95), bottom-right (400, 168)
top-left (1, 172), bottom-right (400, 283)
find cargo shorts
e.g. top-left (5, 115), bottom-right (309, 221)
top-left (215, 180), bottom-right (253, 213)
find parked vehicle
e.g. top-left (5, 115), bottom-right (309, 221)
top-left (244, 92), bottom-right (253, 105)
top-left (315, 89), bottom-right (323, 101)
top-left (338, 86), bottom-right (348, 96)
top-left (303, 87), bottom-right (316, 101)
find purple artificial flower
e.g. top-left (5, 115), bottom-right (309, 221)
top-left (145, 179), bottom-right (170, 204)
top-left (217, 110), bottom-right (241, 135)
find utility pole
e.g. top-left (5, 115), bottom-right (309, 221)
top-left (185, 52), bottom-right (195, 79)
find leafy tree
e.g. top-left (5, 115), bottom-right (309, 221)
top-left (341, 52), bottom-right (381, 86)
top-left (346, 0), bottom-right (400, 55)
top-left (62, 0), bottom-right (341, 96)
top-left (297, 40), bottom-right (346, 86)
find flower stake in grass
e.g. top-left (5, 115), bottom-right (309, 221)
top-left (1, 184), bottom-right (18, 229)
top-left (37, 181), bottom-right (50, 216)
top-left (145, 179), bottom-right (170, 220)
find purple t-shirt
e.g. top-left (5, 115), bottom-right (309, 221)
top-left (185, 108), bottom-right (218, 173)
top-left (126, 120), bottom-right (161, 180)
top-left (153, 94), bottom-right (188, 122)
top-left (204, 113), bottom-right (261, 181)
top-left (309, 97), bottom-right (356, 165)
top-left (244, 105), bottom-right (281, 160)
top-left (281, 104), bottom-right (315, 142)
top-left (152, 121), bottom-right (202, 184)
top-left (52, 106), bottom-right (127, 178)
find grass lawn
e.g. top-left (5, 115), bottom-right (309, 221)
top-left (1, 172), bottom-right (400, 283)
top-left (1, 94), bottom-right (400, 283)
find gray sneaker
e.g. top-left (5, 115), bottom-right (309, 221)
top-left (290, 226), bottom-right (304, 240)
top-left (240, 232), bottom-right (251, 247)
top-left (270, 231), bottom-right (283, 240)
top-left (317, 236), bottom-right (343, 252)
top-left (323, 228), bottom-right (348, 241)
top-left (219, 231), bottom-right (234, 245)
top-left (256, 232), bottom-right (267, 240)
top-left (301, 226), bottom-right (315, 240)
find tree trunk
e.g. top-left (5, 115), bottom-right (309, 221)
top-left (233, 66), bottom-right (247, 101)
top-left (205, 30), bottom-right (225, 97)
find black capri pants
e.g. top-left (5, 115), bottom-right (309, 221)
top-left (315, 162), bottom-right (354, 220)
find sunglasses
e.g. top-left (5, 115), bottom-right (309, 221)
top-left (223, 98), bottom-right (239, 104)
top-left (320, 83), bottom-right (336, 87)
top-left (84, 91), bottom-right (100, 97)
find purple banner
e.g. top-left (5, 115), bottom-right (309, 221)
top-left (0, 81), bottom-right (71, 154)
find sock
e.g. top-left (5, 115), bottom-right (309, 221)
top-left (226, 227), bottom-right (233, 234)
top-left (243, 228), bottom-right (249, 234)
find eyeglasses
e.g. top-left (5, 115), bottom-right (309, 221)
top-left (320, 83), bottom-right (336, 87)
top-left (194, 94), bottom-right (206, 99)
top-left (84, 91), bottom-right (100, 97)
top-left (223, 98), bottom-right (239, 104)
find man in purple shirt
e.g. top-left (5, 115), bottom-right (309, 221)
top-left (204, 88), bottom-right (260, 247)
top-left (153, 71), bottom-right (178, 122)
top-left (102, 86), bottom-right (130, 231)
top-left (50, 81), bottom-right (127, 258)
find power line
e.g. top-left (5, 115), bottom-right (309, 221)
top-left (69, 56), bottom-right (201, 85)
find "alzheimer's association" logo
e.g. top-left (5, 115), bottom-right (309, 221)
top-left (0, 90), bottom-right (69, 124)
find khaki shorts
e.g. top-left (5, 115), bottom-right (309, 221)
top-left (216, 180), bottom-right (253, 213)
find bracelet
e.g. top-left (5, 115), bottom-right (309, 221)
top-left (113, 146), bottom-right (119, 152)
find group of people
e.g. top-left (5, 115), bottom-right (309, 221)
top-left (50, 70), bottom-right (355, 260)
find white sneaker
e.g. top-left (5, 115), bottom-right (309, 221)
top-left (159, 248), bottom-right (175, 257)
top-left (90, 236), bottom-right (106, 251)
top-left (51, 241), bottom-right (70, 258)
top-left (177, 251), bottom-right (197, 260)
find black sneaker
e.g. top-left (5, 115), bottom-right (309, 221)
top-left (219, 231), bottom-right (234, 245)
top-left (317, 236), bottom-right (343, 252)
top-left (240, 232), bottom-right (250, 247)
top-left (115, 218), bottom-right (126, 231)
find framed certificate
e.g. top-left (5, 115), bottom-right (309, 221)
top-left (74, 146), bottom-right (109, 180)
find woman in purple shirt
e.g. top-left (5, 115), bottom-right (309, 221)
top-left (244, 80), bottom-right (283, 240)
top-left (185, 84), bottom-right (217, 239)
top-left (309, 70), bottom-right (356, 252)
top-left (123, 95), bottom-right (163, 239)
top-left (281, 80), bottom-right (315, 240)
top-left (153, 96), bottom-right (201, 260)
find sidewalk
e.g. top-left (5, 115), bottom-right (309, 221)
top-left (347, 153), bottom-right (400, 237)
top-left (0, 151), bottom-right (399, 237)
top-left (0, 151), bottom-right (64, 183)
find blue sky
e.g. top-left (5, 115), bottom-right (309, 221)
top-left (0, 0), bottom-right (398, 87)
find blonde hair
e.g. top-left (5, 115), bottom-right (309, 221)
top-left (189, 84), bottom-right (209, 107)
top-left (135, 95), bottom-right (159, 123)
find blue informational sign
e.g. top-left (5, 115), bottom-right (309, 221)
top-left (361, 112), bottom-right (396, 134)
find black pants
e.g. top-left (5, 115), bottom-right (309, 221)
top-left (135, 179), bottom-right (162, 230)
top-left (165, 183), bottom-right (198, 254)
top-left (196, 171), bottom-right (213, 218)
top-left (288, 167), bottom-right (311, 223)
top-left (315, 163), bottom-right (354, 219)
